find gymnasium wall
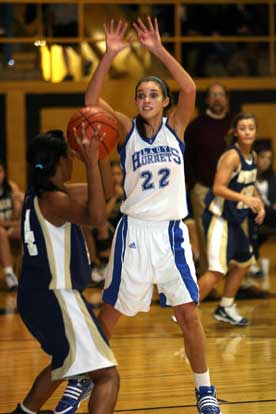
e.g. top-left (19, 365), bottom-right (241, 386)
top-left (1, 78), bottom-right (276, 191)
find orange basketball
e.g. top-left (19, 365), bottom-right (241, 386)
top-left (66, 106), bottom-right (119, 160)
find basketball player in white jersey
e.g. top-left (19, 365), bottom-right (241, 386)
top-left (57, 17), bottom-right (222, 414)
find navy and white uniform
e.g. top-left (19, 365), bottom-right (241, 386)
top-left (203, 145), bottom-right (257, 274)
top-left (103, 118), bottom-right (199, 316)
top-left (0, 187), bottom-right (13, 222)
top-left (18, 191), bottom-right (117, 380)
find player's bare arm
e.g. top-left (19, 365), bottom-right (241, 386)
top-left (214, 149), bottom-right (263, 213)
top-left (85, 20), bottom-right (132, 142)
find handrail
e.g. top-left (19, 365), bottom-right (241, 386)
top-left (0, 0), bottom-right (274, 3)
top-left (0, 36), bottom-right (275, 44)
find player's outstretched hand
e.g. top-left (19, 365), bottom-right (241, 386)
top-left (133, 16), bottom-right (162, 53)
top-left (104, 19), bottom-right (130, 56)
top-left (73, 124), bottom-right (104, 165)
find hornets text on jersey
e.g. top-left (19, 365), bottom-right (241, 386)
top-left (119, 117), bottom-right (188, 221)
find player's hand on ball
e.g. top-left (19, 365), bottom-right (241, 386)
top-left (73, 123), bottom-right (105, 165)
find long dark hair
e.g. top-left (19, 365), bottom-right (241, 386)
top-left (0, 160), bottom-right (12, 196)
top-left (224, 112), bottom-right (256, 147)
top-left (27, 129), bottom-right (68, 196)
top-left (135, 76), bottom-right (173, 138)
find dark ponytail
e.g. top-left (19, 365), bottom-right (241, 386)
top-left (27, 129), bottom-right (68, 196)
top-left (135, 76), bottom-right (173, 138)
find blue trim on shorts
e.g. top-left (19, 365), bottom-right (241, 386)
top-left (159, 292), bottom-right (169, 307)
top-left (168, 220), bottom-right (199, 303)
top-left (103, 216), bottom-right (128, 305)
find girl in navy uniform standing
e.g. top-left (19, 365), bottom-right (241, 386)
top-left (11, 127), bottom-right (119, 414)
top-left (198, 112), bottom-right (265, 325)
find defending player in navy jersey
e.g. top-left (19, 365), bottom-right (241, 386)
top-left (198, 112), bottom-right (265, 326)
top-left (56, 17), bottom-right (222, 414)
top-left (10, 128), bottom-right (119, 414)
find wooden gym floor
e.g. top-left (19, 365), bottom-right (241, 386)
top-left (1, 239), bottom-right (276, 414)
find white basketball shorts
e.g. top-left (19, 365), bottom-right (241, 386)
top-left (103, 215), bottom-right (199, 316)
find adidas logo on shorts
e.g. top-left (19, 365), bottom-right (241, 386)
top-left (128, 242), bottom-right (137, 249)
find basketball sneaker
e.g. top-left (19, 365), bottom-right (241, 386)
top-left (9, 404), bottom-right (28, 413)
top-left (249, 263), bottom-right (264, 278)
top-left (54, 377), bottom-right (93, 414)
top-left (196, 386), bottom-right (221, 414)
top-left (213, 304), bottom-right (249, 326)
top-left (5, 272), bottom-right (18, 291)
top-left (9, 404), bottom-right (53, 413)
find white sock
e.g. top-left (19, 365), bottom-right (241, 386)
top-left (20, 403), bottom-right (37, 414)
top-left (220, 297), bottom-right (234, 308)
top-left (4, 266), bottom-right (13, 275)
top-left (193, 369), bottom-right (211, 390)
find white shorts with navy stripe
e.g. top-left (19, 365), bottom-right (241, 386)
top-left (103, 215), bottom-right (199, 316)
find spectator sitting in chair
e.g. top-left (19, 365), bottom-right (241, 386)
top-left (0, 161), bottom-right (23, 291)
top-left (236, 140), bottom-right (275, 299)
top-left (250, 140), bottom-right (276, 276)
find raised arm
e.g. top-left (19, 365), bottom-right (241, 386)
top-left (85, 20), bottom-right (128, 107)
top-left (85, 20), bottom-right (132, 141)
top-left (133, 17), bottom-right (196, 139)
top-left (44, 126), bottom-right (107, 227)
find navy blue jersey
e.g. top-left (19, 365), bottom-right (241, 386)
top-left (20, 191), bottom-right (91, 291)
top-left (205, 145), bottom-right (257, 224)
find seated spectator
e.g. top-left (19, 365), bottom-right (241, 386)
top-left (255, 140), bottom-right (276, 226)
top-left (237, 139), bottom-right (274, 298)
top-left (0, 161), bottom-right (23, 290)
top-left (252, 140), bottom-right (276, 271)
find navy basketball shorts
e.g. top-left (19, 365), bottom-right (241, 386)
top-left (103, 215), bottom-right (199, 316)
top-left (17, 288), bottom-right (117, 380)
top-left (203, 211), bottom-right (255, 275)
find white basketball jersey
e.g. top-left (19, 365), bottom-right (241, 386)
top-left (119, 117), bottom-right (188, 221)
